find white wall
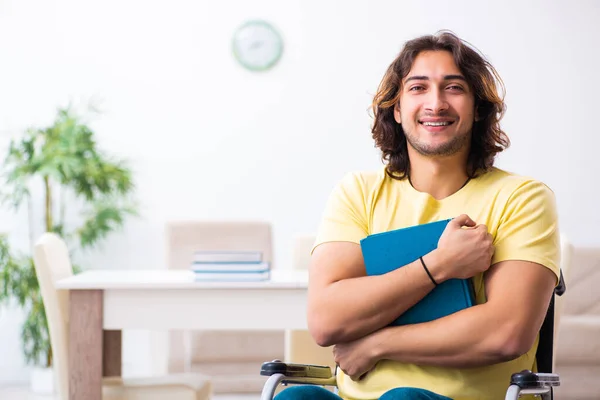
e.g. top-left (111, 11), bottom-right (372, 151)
top-left (1, 0), bottom-right (598, 385)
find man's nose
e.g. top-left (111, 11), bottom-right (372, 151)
top-left (424, 90), bottom-right (449, 114)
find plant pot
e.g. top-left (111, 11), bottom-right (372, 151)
top-left (30, 366), bottom-right (54, 395)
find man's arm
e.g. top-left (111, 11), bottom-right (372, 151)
top-left (364, 259), bottom-right (556, 368)
top-left (307, 241), bottom-right (442, 347)
top-left (308, 215), bottom-right (494, 347)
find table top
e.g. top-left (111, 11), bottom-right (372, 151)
top-left (56, 269), bottom-right (309, 290)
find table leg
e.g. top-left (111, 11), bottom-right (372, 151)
top-left (69, 290), bottom-right (103, 400)
top-left (103, 330), bottom-right (122, 377)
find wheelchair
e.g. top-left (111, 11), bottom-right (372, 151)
top-left (260, 271), bottom-right (567, 400)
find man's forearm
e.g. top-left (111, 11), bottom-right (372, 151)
top-left (309, 253), bottom-right (440, 346)
top-left (371, 303), bottom-right (526, 368)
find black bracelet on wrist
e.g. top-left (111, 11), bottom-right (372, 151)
top-left (419, 256), bottom-right (438, 286)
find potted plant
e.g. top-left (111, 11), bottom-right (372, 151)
top-left (0, 106), bottom-right (137, 393)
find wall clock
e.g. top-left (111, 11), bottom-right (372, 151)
top-left (232, 20), bottom-right (283, 72)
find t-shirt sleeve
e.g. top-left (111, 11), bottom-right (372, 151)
top-left (312, 172), bottom-right (369, 253)
top-left (492, 180), bottom-right (560, 282)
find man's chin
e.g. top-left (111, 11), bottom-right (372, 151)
top-left (409, 141), bottom-right (467, 157)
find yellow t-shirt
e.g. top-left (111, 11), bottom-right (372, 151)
top-left (314, 167), bottom-right (560, 400)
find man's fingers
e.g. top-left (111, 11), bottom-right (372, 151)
top-left (474, 224), bottom-right (489, 233)
top-left (450, 214), bottom-right (476, 228)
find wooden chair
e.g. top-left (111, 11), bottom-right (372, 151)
top-left (33, 233), bottom-right (211, 400)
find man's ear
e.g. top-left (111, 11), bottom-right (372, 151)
top-left (394, 104), bottom-right (402, 124)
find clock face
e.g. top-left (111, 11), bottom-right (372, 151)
top-left (232, 20), bottom-right (283, 71)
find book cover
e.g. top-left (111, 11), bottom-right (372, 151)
top-left (360, 219), bottom-right (475, 326)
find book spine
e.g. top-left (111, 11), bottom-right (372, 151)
top-left (190, 261), bottom-right (270, 272)
top-left (193, 251), bottom-right (263, 263)
top-left (193, 270), bottom-right (270, 281)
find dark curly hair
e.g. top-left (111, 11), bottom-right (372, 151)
top-left (371, 31), bottom-right (510, 179)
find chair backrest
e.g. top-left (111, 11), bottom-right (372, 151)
top-left (166, 221), bottom-right (273, 269)
top-left (553, 234), bottom-right (573, 368)
top-left (32, 233), bottom-right (74, 400)
top-left (554, 234), bottom-right (573, 335)
top-left (165, 221), bottom-right (274, 372)
top-left (536, 234), bottom-right (573, 372)
top-left (291, 235), bottom-right (316, 271)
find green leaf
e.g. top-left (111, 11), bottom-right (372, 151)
top-left (0, 105), bottom-right (139, 367)
top-left (21, 294), bottom-right (51, 366)
top-left (78, 198), bottom-right (138, 249)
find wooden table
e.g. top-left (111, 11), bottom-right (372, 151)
top-left (56, 269), bottom-right (309, 400)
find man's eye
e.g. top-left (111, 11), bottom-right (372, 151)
top-left (447, 85), bottom-right (464, 91)
top-left (409, 86), bottom-right (424, 92)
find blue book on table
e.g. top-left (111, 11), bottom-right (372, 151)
top-left (360, 218), bottom-right (475, 326)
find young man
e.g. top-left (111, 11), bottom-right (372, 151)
top-left (276, 32), bottom-right (560, 400)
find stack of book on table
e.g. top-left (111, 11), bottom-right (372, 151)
top-left (190, 250), bottom-right (270, 281)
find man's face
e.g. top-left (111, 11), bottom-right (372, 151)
top-left (394, 50), bottom-right (476, 157)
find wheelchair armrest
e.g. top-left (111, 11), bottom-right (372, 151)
top-left (510, 370), bottom-right (560, 389)
top-left (260, 361), bottom-right (337, 400)
top-left (261, 360), bottom-right (334, 380)
top-left (505, 370), bottom-right (560, 400)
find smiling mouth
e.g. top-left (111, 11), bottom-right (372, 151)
top-left (419, 121), bottom-right (455, 127)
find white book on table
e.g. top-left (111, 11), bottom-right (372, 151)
top-left (193, 250), bottom-right (262, 263)
top-left (193, 270), bottom-right (270, 282)
top-left (190, 261), bottom-right (270, 273)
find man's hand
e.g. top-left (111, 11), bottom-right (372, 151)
top-left (333, 332), bottom-right (382, 381)
top-left (429, 214), bottom-right (495, 281)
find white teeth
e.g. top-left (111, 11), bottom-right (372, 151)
top-left (422, 121), bottom-right (451, 126)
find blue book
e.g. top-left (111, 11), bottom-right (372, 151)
top-left (360, 219), bottom-right (475, 326)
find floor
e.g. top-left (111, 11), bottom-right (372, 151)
top-left (0, 385), bottom-right (261, 400)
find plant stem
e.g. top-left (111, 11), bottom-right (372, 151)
top-left (47, 345), bottom-right (52, 368)
top-left (59, 185), bottom-right (65, 233)
top-left (44, 176), bottom-right (52, 232)
top-left (28, 197), bottom-right (35, 251)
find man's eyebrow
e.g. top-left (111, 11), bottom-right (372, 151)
top-left (404, 74), bottom-right (467, 83)
top-left (444, 74), bottom-right (467, 82)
